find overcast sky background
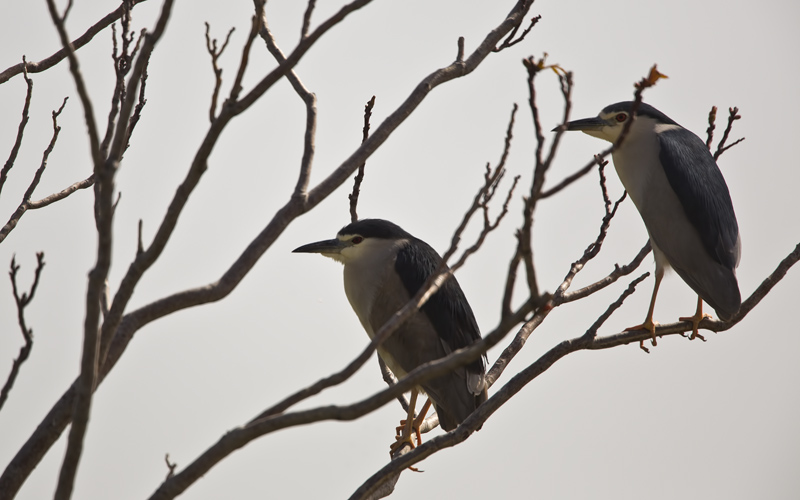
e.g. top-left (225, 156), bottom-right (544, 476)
top-left (1, 1), bottom-right (798, 499)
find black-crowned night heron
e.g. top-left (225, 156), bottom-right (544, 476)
top-left (560, 102), bottom-right (741, 345)
top-left (293, 219), bottom-right (488, 450)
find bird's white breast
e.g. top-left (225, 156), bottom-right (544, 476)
top-left (613, 124), bottom-right (685, 212)
top-left (341, 238), bottom-right (407, 338)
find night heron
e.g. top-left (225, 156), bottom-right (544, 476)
top-left (293, 218), bottom-right (488, 450)
top-left (560, 101), bottom-right (741, 345)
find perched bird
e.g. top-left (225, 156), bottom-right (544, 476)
top-left (293, 218), bottom-right (487, 449)
top-left (560, 101), bottom-right (741, 344)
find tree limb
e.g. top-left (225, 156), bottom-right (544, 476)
top-left (0, 98), bottom-right (68, 245)
top-left (0, 59), bottom-right (33, 199)
top-left (0, 0), bottom-right (151, 85)
top-left (0, 253), bottom-right (45, 413)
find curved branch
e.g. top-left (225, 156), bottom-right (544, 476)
top-left (256, 13), bottom-right (317, 198)
top-left (0, 98), bottom-right (68, 245)
top-left (0, 60), bottom-right (33, 199)
top-left (0, 253), bottom-right (45, 413)
top-left (0, 0), bottom-right (150, 85)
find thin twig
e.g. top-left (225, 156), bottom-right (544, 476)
top-left (713, 106), bottom-right (744, 160)
top-left (27, 175), bottom-right (94, 209)
top-left (204, 23), bottom-right (236, 122)
top-left (0, 98), bottom-right (68, 245)
top-left (560, 241), bottom-right (651, 303)
top-left (228, 1), bottom-right (263, 104)
top-left (256, 13), bottom-right (317, 199)
top-left (45, 0), bottom-right (101, 169)
top-left (488, 175), bottom-right (633, 386)
top-left (494, 10), bottom-right (540, 52)
top-left (581, 273), bottom-right (650, 340)
top-left (300, 0), bottom-right (316, 39)
top-left (0, 253), bottom-right (45, 412)
top-left (0, 58), bottom-right (33, 199)
top-left (539, 155), bottom-right (594, 199)
top-left (507, 57), bottom-right (573, 315)
top-left (124, 53), bottom-right (149, 153)
top-left (349, 96), bottom-right (376, 222)
top-left (164, 454), bottom-right (177, 480)
top-left (705, 105), bottom-right (717, 149)
top-left (101, 4), bottom-right (134, 155)
top-left (376, 355), bottom-right (410, 414)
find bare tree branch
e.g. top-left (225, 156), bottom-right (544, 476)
top-left (705, 105), bottom-right (717, 149)
top-left (0, 252), bottom-right (45, 413)
top-left (164, 454), bottom-right (177, 480)
top-left (377, 355), bottom-right (411, 414)
top-left (349, 96), bottom-right (376, 222)
top-left (0, 59), bottom-right (33, 199)
top-left (501, 56), bottom-right (573, 321)
top-left (493, 4), bottom-right (539, 53)
top-left (45, 0), bottom-right (102, 170)
top-left (228, 1), bottom-right (263, 104)
top-left (100, 4), bottom-right (139, 155)
top-left (488, 160), bottom-right (632, 387)
top-left (204, 23), bottom-right (235, 122)
top-left (300, 0), bottom-right (317, 39)
top-left (713, 106), bottom-right (744, 160)
top-left (0, 98), bottom-right (68, 245)
top-left (26, 175), bottom-right (94, 209)
top-left (0, 1), bottom-right (151, 85)
top-left (256, 13), bottom-right (317, 198)
top-left (560, 241), bottom-right (650, 304)
top-left (46, 0), bottom-right (174, 497)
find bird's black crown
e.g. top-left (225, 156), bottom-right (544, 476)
top-left (337, 218), bottom-right (413, 240)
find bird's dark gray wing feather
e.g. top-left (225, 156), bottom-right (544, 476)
top-left (394, 240), bottom-right (485, 375)
top-left (657, 128), bottom-right (739, 270)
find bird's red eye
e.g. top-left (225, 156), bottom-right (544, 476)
top-left (351, 236), bottom-right (363, 244)
top-left (615, 113), bottom-right (627, 123)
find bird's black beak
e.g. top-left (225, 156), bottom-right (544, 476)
top-left (553, 116), bottom-right (609, 133)
top-left (293, 238), bottom-right (347, 255)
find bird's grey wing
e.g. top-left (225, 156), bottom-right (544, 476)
top-left (394, 240), bottom-right (486, 376)
top-left (657, 127), bottom-right (740, 271)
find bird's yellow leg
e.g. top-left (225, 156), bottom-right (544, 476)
top-left (391, 388), bottom-right (418, 454)
top-left (626, 269), bottom-right (663, 352)
top-left (410, 398), bottom-right (432, 446)
top-left (679, 295), bottom-right (709, 341)
top-left (390, 389), bottom-right (424, 472)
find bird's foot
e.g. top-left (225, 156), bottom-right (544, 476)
top-left (390, 422), bottom-right (423, 472)
top-left (679, 312), bottom-right (710, 341)
top-left (394, 420), bottom-right (422, 448)
top-left (625, 319), bottom-right (658, 353)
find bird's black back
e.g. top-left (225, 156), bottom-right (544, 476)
top-left (657, 127), bottom-right (740, 271)
top-left (394, 238), bottom-right (486, 376)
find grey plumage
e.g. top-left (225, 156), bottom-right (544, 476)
top-left (561, 101), bottom-right (741, 331)
top-left (294, 218), bottom-right (487, 431)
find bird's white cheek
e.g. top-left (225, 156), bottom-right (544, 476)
top-left (583, 127), bottom-right (616, 142)
top-left (322, 253), bottom-right (346, 264)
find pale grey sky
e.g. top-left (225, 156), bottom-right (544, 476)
top-left (1, 1), bottom-right (798, 499)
